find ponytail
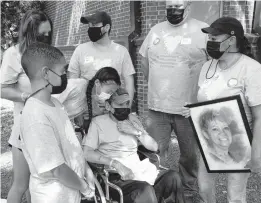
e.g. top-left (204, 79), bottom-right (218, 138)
top-left (83, 78), bottom-right (95, 134)
top-left (238, 36), bottom-right (254, 59)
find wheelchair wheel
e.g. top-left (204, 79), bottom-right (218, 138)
top-left (81, 176), bottom-right (107, 203)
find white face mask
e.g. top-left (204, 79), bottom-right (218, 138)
top-left (97, 91), bottom-right (111, 102)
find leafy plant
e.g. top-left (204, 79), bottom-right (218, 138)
top-left (1, 1), bottom-right (45, 49)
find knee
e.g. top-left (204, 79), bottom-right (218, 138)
top-left (134, 182), bottom-right (157, 203)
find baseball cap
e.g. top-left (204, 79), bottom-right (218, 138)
top-left (202, 17), bottom-right (244, 39)
top-left (110, 88), bottom-right (130, 105)
top-left (80, 11), bottom-right (111, 26)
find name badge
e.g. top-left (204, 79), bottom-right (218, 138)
top-left (181, 38), bottom-right (192, 45)
top-left (227, 78), bottom-right (238, 87)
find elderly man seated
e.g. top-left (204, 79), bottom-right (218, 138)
top-left (83, 88), bottom-right (185, 203)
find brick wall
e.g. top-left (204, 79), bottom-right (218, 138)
top-left (222, 0), bottom-right (255, 33)
top-left (44, 0), bottom-right (259, 118)
top-left (44, 1), bottom-right (132, 62)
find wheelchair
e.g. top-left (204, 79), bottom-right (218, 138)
top-left (75, 127), bottom-right (168, 203)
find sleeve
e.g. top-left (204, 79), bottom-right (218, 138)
top-left (139, 30), bottom-right (152, 58)
top-left (82, 120), bottom-right (99, 149)
top-left (0, 47), bottom-right (22, 85)
top-left (245, 64), bottom-right (261, 107)
top-left (68, 46), bottom-right (81, 78)
top-left (122, 48), bottom-right (136, 77)
top-left (22, 123), bottom-right (65, 174)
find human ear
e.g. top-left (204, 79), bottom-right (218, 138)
top-left (42, 66), bottom-right (49, 80)
top-left (103, 24), bottom-right (110, 33)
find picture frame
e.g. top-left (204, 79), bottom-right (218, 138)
top-left (186, 95), bottom-right (252, 173)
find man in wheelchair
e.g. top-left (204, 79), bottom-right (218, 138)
top-left (82, 88), bottom-right (185, 203)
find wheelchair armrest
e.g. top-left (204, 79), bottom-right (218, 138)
top-left (88, 162), bottom-right (105, 173)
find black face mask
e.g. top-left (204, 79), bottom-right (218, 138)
top-left (206, 37), bottom-right (231, 60)
top-left (88, 26), bottom-right (105, 42)
top-left (166, 8), bottom-right (185, 25)
top-left (36, 34), bottom-right (52, 45)
top-left (113, 108), bottom-right (131, 121)
top-left (48, 69), bottom-right (68, 94)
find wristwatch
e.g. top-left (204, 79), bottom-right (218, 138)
top-left (136, 130), bottom-right (142, 138)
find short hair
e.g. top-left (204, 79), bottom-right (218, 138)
top-left (18, 10), bottom-right (52, 54)
top-left (199, 107), bottom-right (248, 162)
top-left (199, 107), bottom-right (242, 137)
top-left (21, 42), bottom-right (64, 80)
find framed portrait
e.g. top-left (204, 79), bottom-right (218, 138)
top-left (186, 95), bottom-right (252, 173)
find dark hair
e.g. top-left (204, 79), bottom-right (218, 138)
top-left (18, 10), bottom-right (52, 54)
top-left (21, 42), bottom-right (64, 80)
top-left (237, 36), bottom-right (253, 58)
top-left (84, 67), bottom-right (121, 133)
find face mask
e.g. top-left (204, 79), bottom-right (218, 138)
top-left (166, 8), bottom-right (185, 25)
top-left (97, 91), bottom-right (111, 102)
top-left (48, 69), bottom-right (68, 94)
top-left (206, 37), bottom-right (231, 60)
top-left (88, 26), bottom-right (105, 42)
top-left (113, 108), bottom-right (131, 121)
top-left (36, 34), bottom-right (52, 45)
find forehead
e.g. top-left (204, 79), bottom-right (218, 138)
top-left (38, 21), bottom-right (51, 34)
top-left (89, 22), bottom-right (103, 27)
top-left (166, 0), bottom-right (186, 7)
top-left (207, 119), bottom-right (229, 128)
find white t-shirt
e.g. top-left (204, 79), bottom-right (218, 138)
top-left (20, 97), bottom-right (85, 203)
top-left (82, 114), bottom-right (158, 185)
top-left (0, 45), bottom-right (31, 148)
top-left (68, 41), bottom-right (135, 80)
top-left (139, 19), bottom-right (209, 114)
top-left (198, 55), bottom-right (261, 128)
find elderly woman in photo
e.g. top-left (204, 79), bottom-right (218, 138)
top-left (198, 107), bottom-right (250, 170)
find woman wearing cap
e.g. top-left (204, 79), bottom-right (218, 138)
top-left (0, 10), bottom-right (52, 203)
top-left (182, 17), bottom-right (261, 203)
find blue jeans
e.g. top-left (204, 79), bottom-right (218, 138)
top-left (145, 110), bottom-right (199, 193)
top-left (198, 156), bottom-right (250, 203)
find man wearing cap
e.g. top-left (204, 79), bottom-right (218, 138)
top-left (68, 11), bottom-right (135, 125)
top-left (139, 0), bottom-right (208, 198)
top-left (182, 16), bottom-right (261, 203)
top-left (82, 88), bottom-right (185, 203)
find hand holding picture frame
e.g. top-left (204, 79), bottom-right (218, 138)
top-left (186, 95), bottom-right (252, 173)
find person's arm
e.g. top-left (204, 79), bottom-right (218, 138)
top-left (250, 105), bottom-right (261, 172)
top-left (0, 47), bottom-right (30, 102)
top-left (82, 120), bottom-right (134, 180)
top-left (139, 32), bottom-right (151, 82)
top-left (1, 84), bottom-right (30, 102)
top-left (83, 145), bottom-right (134, 180)
top-left (117, 119), bottom-right (158, 152)
top-left (140, 56), bottom-right (149, 82)
top-left (123, 74), bottom-right (135, 107)
top-left (68, 46), bottom-right (81, 79)
top-left (51, 163), bottom-right (89, 193)
top-left (121, 48), bottom-right (136, 108)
